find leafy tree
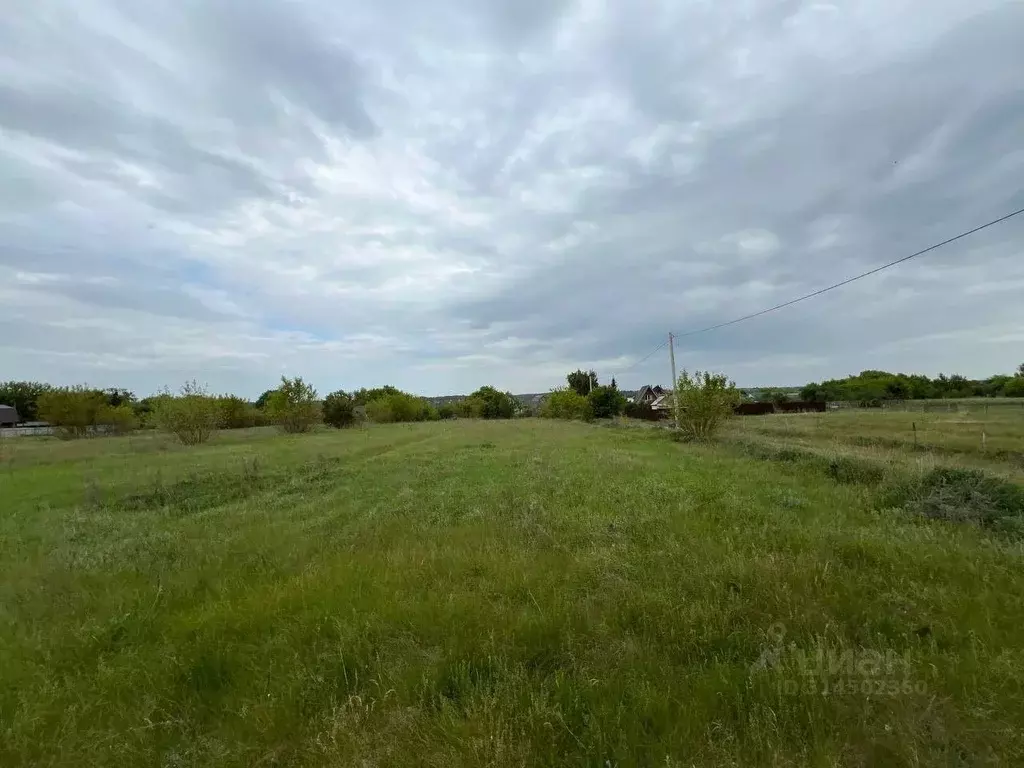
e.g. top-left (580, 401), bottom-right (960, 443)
top-left (0, 381), bottom-right (52, 422)
top-left (364, 391), bottom-right (435, 423)
top-left (37, 386), bottom-right (107, 438)
top-left (467, 386), bottom-right (518, 419)
top-left (255, 390), bottom-right (276, 410)
top-left (153, 381), bottom-right (221, 445)
top-left (540, 389), bottom-right (593, 421)
top-left (437, 404), bottom-right (456, 420)
top-left (266, 376), bottom-right (321, 434)
top-left (103, 388), bottom-right (136, 408)
top-left (218, 395), bottom-right (257, 429)
top-left (588, 385), bottom-right (626, 419)
top-left (1005, 377), bottom-right (1024, 398)
top-left (353, 386), bottom-right (401, 406)
top-left (323, 390), bottom-right (357, 428)
top-left (1017, 363), bottom-right (1024, 378)
top-left (98, 404), bottom-right (138, 435)
top-left (454, 398), bottom-right (481, 419)
top-left (611, 377), bottom-right (618, 390)
top-left (132, 397), bottom-right (158, 427)
top-left (566, 369), bottom-right (599, 398)
top-left (800, 383), bottom-right (827, 402)
top-left (674, 370), bottom-right (742, 441)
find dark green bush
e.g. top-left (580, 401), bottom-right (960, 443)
top-left (883, 468), bottom-right (1024, 528)
top-left (469, 387), bottom-right (519, 419)
top-left (152, 382), bottom-right (221, 445)
top-left (624, 401), bottom-right (663, 421)
top-left (37, 387), bottom-right (108, 438)
top-left (366, 392), bottom-right (434, 424)
top-left (540, 389), bottom-right (592, 421)
top-left (266, 377), bottom-right (321, 434)
top-left (323, 390), bottom-right (357, 428)
top-left (218, 395), bottom-right (257, 429)
top-left (589, 386), bottom-right (627, 419)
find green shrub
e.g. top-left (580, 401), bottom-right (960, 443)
top-left (883, 468), bottom-right (1024, 528)
top-left (674, 370), bottom-right (742, 441)
top-left (540, 389), bottom-right (593, 421)
top-left (218, 395), bottom-right (257, 429)
top-left (132, 397), bottom-right (158, 428)
top-left (566, 369), bottom-right (598, 397)
top-left (1004, 377), bottom-right (1024, 398)
top-left (624, 401), bottom-right (662, 421)
top-left (468, 387), bottom-right (519, 419)
top-left (266, 376), bottom-right (321, 434)
top-left (365, 398), bottom-right (395, 424)
top-left (152, 381), bottom-right (222, 446)
top-left (589, 386), bottom-right (627, 419)
top-left (454, 398), bottom-right (481, 418)
top-left (323, 390), bottom-right (357, 428)
top-left (97, 404), bottom-right (138, 435)
top-left (365, 392), bottom-right (433, 424)
top-left (352, 386), bottom-right (401, 406)
top-left (37, 386), bottom-right (107, 438)
top-left (437, 404), bottom-right (456, 420)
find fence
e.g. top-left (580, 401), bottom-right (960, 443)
top-left (735, 402), bottom-right (826, 417)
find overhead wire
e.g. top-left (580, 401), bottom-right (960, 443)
top-left (672, 206), bottom-right (1024, 340)
top-left (613, 206), bottom-right (1024, 380)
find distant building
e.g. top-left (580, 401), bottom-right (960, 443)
top-left (651, 393), bottom-right (674, 411)
top-left (0, 404), bottom-right (19, 426)
top-left (633, 385), bottom-right (666, 406)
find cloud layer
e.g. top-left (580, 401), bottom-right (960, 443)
top-left (2, 0), bottom-right (1023, 396)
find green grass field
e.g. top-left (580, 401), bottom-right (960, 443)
top-left (2, 416), bottom-right (1023, 766)
top-left (723, 406), bottom-right (1024, 483)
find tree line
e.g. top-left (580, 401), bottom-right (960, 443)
top-left (4, 362), bottom-right (1021, 440)
top-left (0, 378), bottom-right (524, 442)
top-left (799, 365), bottom-right (1024, 404)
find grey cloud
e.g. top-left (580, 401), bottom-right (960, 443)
top-left (1, 0), bottom-right (1023, 397)
top-left (0, 0), bottom-right (374, 219)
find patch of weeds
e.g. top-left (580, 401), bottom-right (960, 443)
top-left (110, 455), bottom-right (345, 515)
top-left (118, 469), bottom-right (260, 515)
top-left (729, 440), bottom-right (886, 485)
top-left (422, 656), bottom-right (503, 713)
top-left (881, 468), bottom-right (1024, 529)
top-left (81, 474), bottom-right (106, 509)
top-left (825, 455), bottom-right (886, 485)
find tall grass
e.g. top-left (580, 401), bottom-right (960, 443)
top-left (2, 419), bottom-right (1023, 765)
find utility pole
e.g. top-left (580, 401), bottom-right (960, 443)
top-left (668, 332), bottom-right (680, 430)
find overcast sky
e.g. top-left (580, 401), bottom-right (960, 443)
top-left (2, 1), bottom-right (1023, 397)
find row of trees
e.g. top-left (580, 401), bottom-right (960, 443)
top-left (0, 377), bottom-right (527, 443)
top-left (800, 365), bottom-right (1024, 403)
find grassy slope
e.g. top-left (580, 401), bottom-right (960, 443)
top-left (723, 408), bottom-right (1024, 483)
top-left (2, 420), bottom-right (1023, 766)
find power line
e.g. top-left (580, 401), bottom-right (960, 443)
top-left (611, 206), bottom-right (1024, 385)
top-left (619, 339), bottom-right (668, 374)
top-left (671, 206), bottom-right (1024, 340)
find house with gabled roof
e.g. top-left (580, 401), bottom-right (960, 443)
top-left (633, 385), bottom-right (665, 405)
